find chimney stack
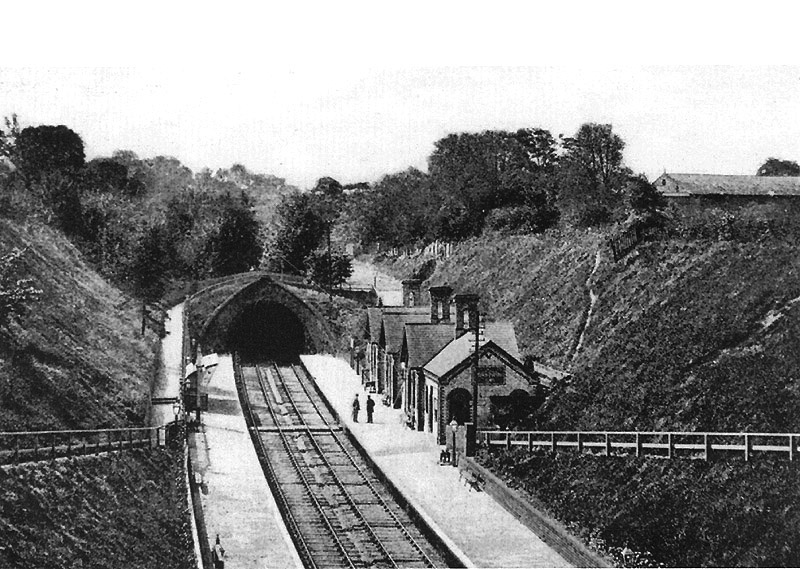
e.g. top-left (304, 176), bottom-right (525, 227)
top-left (455, 293), bottom-right (479, 338)
top-left (401, 279), bottom-right (422, 308)
top-left (428, 285), bottom-right (454, 324)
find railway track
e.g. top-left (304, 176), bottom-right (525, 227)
top-left (235, 355), bottom-right (451, 569)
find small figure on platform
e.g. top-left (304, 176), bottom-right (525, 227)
top-left (212, 534), bottom-right (226, 569)
top-left (352, 394), bottom-right (360, 422)
top-left (366, 394), bottom-right (375, 423)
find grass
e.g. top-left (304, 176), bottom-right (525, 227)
top-left (374, 226), bottom-right (800, 566)
top-left (0, 219), bottom-right (157, 431)
top-left (0, 449), bottom-right (195, 569)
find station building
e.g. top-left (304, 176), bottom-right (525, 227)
top-left (362, 280), bottom-right (567, 444)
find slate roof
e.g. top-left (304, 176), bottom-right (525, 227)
top-left (423, 321), bottom-right (521, 378)
top-left (654, 173), bottom-right (800, 197)
top-left (383, 312), bottom-right (430, 353)
top-left (404, 323), bottom-right (456, 369)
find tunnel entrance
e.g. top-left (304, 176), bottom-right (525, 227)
top-left (228, 300), bottom-right (307, 362)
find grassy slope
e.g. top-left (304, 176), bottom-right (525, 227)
top-left (376, 229), bottom-right (800, 566)
top-left (0, 219), bottom-right (156, 431)
top-left (0, 450), bottom-right (194, 569)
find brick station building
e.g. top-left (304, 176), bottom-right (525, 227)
top-left (363, 280), bottom-right (567, 445)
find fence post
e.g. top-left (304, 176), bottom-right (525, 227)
top-left (605, 433), bottom-right (611, 456)
top-left (790, 435), bottom-right (795, 462)
top-left (51, 432), bottom-right (56, 460)
top-left (744, 434), bottom-right (751, 462)
top-left (704, 433), bottom-right (711, 461)
top-left (551, 432), bottom-right (557, 454)
top-left (667, 433), bottom-right (673, 459)
top-left (577, 432), bottom-right (583, 455)
top-left (528, 432), bottom-right (533, 452)
top-left (14, 435), bottom-right (19, 464)
top-left (34, 434), bottom-right (38, 461)
top-left (636, 432), bottom-right (642, 457)
top-left (506, 432), bottom-right (512, 451)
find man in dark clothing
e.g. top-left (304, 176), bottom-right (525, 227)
top-left (366, 394), bottom-right (375, 423)
top-left (352, 394), bottom-right (360, 422)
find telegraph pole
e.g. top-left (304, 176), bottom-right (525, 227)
top-left (469, 310), bottom-right (480, 455)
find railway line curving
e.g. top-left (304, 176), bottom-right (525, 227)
top-left (234, 355), bottom-right (453, 569)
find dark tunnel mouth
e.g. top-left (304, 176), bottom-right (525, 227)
top-left (227, 300), bottom-right (307, 363)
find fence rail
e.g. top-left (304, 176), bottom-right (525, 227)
top-left (480, 430), bottom-right (800, 462)
top-left (0, 425), bottom-right (169, 466)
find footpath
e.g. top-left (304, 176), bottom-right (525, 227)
top-left (302, 354), bottom-right (572, 569)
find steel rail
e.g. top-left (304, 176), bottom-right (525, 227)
top-left (289, 363), bottom-right (437, 568)
top-left (270, 363), bottom-right (399, 569)
top-left (253, 363), bottom-right (356, 569)
top-left (233, 356), bottom-right (317, 569)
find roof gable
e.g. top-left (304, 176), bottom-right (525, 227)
top-left (426, 340), bottom-right (535, 386)
top-left (423, 321), bottom-right (521, 377)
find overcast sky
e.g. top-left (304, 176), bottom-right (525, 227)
top-left (1, 6), bottom-right (798, 189)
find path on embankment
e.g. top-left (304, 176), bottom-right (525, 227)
top-left (348, 259), bottom-right (404, 306)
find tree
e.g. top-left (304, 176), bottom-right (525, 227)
top-left (208, 194), bottom-right (263, 276)
top-left (626, 175), bottom-right (668, 230)
top-left (130, 224), bottom-right (173, 334)
top-left (557, 123), bottom-right (631, 226)
top-left (271, 191), bottom-right (327, 274)
top-left (756, 158), bottom-right (800, 177)
top-left (305, 249), bottom-right (353, 288)
top-left (14, 125), bottom-right (85, 186)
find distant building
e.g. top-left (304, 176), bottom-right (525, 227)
top-left (653, 173), bottom-right (800, 217)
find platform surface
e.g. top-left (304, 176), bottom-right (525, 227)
top-left (302, 354), bottom-right (572, 569)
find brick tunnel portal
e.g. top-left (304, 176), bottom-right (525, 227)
top-left (227, 300), bottom-right (307, 362)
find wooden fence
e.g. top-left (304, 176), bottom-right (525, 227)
top-left (0, 425), bottom-right (170, 465)
top-left (481, 430), bottom-right (800, 462)
top-left (607, 225), bottom-right (664, 262)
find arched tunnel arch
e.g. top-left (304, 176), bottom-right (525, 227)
top-left (227, 300), bottom-right (307, 361)
top-left (199, 275), bottom-right (335, 359)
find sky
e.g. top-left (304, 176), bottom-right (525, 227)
top-left (1, 5), bottom-right (798, 189)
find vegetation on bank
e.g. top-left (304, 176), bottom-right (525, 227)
top-left (375, 224), bottom-right (800, 566)
top-left (479, 449), bottom-right (800, 568)
top-left (0, 449), bottom-right (195, 569)
top-left (0, 219), bottom-right (156, 431)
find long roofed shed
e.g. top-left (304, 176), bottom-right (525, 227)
top-left (654, 173), bottom-right (800, 197)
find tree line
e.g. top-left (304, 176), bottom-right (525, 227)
top-left (0, 117), bottom-right (269, 329)
top-left (269, 123), bottom-right (668, 269)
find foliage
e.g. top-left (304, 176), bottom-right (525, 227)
top-left (305, 249), bottom-right (353, 289)
top-left (270, 191), bottom-right (328, 274)
top-left (756, 157), bottom-right (800, 176)
top-left (207, 193), bottom-right (263, 276)
top-left (427, 128), bottom-right (560, 239)
top-left (351, 168), bottom-right (437, 247)
top-left (557, 123), bottom-right (631, 226)
top-left (13, 125), bottom-right (85, 186)
top-left (480, 449), bottom-right (800, 567)
top-left (625, 176), bottom-right (668, 230)
top-left (0, 247), bottom-right (41, 328)
top-left (130, 224), bottom-right (174, 304)
top-left (0, 450), bottom-right (195, 569)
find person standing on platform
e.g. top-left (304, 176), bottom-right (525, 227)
top-left (366, 394), bottom-right (375, 423)
top-left (352, 394), bottom-right (360, 422)
top-left (211, 534), bottom-right (225, 569)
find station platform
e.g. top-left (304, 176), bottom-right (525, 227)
top-left (302, 355), bottom-right (572, 569)
top-left (190, 355), bottom-right (303, 569)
